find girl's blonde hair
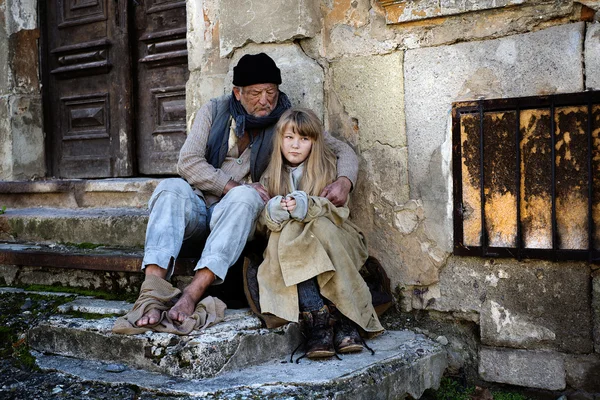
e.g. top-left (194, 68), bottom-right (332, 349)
top-left (262, 107), bottom-right (337, 196)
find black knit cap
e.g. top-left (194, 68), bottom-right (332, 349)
top-left (233, 53), bottom-right (282, 87)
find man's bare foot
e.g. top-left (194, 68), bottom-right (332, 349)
top-left (135, 264), bottom-right (168, 327)
top-left (168, 293), bottom-right (196, 323)
top-left (167, 268), bottom-right (216, 323)
top-left (136, 308), bottom-right (162, 327)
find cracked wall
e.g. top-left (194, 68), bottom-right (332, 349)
top-left (0, 0), bottom-right (44, 180)
top-left (185, 1), bottom-right (600, 391)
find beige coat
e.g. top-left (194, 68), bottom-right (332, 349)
top-left (257, 196), bottom-right (384, 334)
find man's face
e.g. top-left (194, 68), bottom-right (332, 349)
top-left (233, 83), bottom-right (279, 118)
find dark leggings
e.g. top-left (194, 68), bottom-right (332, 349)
top-left (297, 278), bottom-right (325, 312)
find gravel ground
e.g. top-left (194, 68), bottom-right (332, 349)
top-left (0, 291), bottom-right (191, 400)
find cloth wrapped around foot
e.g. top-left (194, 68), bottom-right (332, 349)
top-left (112, 274), bottom-right (226, 335)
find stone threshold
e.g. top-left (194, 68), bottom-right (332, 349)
top-left (8, 284), bottom-right (448, 398)
top-left (33, 330), bottom-right (447, 399)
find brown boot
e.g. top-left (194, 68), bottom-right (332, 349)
top-left (334, 316), bottom-right (363, 354)
top-left (301, 305), bottom-right (335, 359)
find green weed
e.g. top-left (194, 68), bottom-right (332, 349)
top-left (20, 284), bottom-right (137, 302)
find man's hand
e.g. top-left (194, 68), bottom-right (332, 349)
top-left (223, 180), bottom-right (270, 203)
top-left (247, 182), bottom-right (270, 203)
top-left (320, 176), bottom-right (352, 207)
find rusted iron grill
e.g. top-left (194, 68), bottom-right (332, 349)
top-left (452, 90), bottom-right (600, 263)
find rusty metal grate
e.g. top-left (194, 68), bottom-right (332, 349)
top-left (452, 90), bottom-right (600, 263)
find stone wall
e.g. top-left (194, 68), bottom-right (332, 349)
top-left (0, 0), bottom-right (598, 394)
top-left (185, 0), bottom-right (600, 392)
top-left (0, 0), bottom-right (45, 180)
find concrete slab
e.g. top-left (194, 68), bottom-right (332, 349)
top-left (33, 329), bottom-right (447, 399)
top-left (0, 207), bottom-right (148, 247)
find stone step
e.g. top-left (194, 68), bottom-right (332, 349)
top-left (32, 330), bottom-right (447, 399)
top-left (0, 178), bottom-right (161, 209)
top-left (29, 298), bottom-right (303, 379)
top-left (0, 207), bottom-right (148, 247)
top-left (18, 290), bottom-right (448, 398)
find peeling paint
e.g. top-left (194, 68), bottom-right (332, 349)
top-left (8, 0), bottom-right (36, 34)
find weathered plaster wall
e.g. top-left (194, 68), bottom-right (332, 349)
top-left (185, 0), bottom-right (600, 392)
top-left (0, 0), bottom-right (44, 180)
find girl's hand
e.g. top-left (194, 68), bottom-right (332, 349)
top-left (281, 196), bottom-right (297, 213)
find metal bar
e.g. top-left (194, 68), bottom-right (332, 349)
top-left (479, 102), bottom-right (488, 255)
top-left (588, 97), bottom-right (594, 261)
top-left (452, 108), bottom-right (466, 252)
top-left (516, 107), bottom-right (522, 260)
top-left (550, 99), bottom-right (558, 257)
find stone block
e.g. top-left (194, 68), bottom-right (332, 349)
top-left (10, 95), bottom-right (45, 179)
top-left (593, 269), bottom-right (600, 353)
top-left (326, 24), bottom-right (397, 59)
top-left (227, 43), bottom-right (324, 119)
top-left (331, 52), bottom-right (405, 150)
top-left (404, 23), bottom-right (585, 253)
top-left (0, 96), bottom-right (12, 180)
top-left (219, 0), bottom-right (320, 57)
top-left (431, 257), bottom-right (496, 314)
top-left (433, 257), bottom-right (593, 353)
top-left (565, 353), bottom-right (600, 392)
top-left (479, 346), bottom-right (566, 390)
top-left (186, 71), bottom-right (227, 122)
top-left (380, 0), bottom-right (533, 24)
top-left (585, 23), bottom-right (600, 90)
top-left (479, 261), bottom-right (592, 353)
top-left (323, 0), bottom-right (370, 30)
top-left (0, 208), bottom-right (148, 247)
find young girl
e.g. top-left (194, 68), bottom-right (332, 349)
top-left (257, 107), bottom-right (384, 359)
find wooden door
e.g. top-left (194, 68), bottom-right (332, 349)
top-left (133, 0), bottom-right (189, 175)
top-left (43, 0), bottom-right (188, 178)
top-left (45, 0), bottom-right (134, 178)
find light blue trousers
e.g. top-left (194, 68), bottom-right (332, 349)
top-left (142, 178), bottom-right (264, 283)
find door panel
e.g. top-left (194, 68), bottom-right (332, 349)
top-left (44, 0), bottom-right (187, 178)
top-left (46, 0), bottom-right (134, 178)
top-left (134, 0), bottom-right (189, 175)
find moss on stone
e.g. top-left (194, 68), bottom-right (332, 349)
top-left (60, 242), bottom-right (104, 249)
top-left (64, 310), bottom-right (120, 320)
top-left (19, 284), bottom-right (137, 302)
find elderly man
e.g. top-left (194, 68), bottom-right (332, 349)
top-left (135, 53), bottom-right (358, 327)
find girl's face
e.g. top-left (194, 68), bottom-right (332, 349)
top-left (281, 126), bottom-right (313, 167)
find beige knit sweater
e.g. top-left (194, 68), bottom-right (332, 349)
top-left (178, 98), bottom-right (359, 206)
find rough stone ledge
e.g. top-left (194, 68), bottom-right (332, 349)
top-left (29, 312), bottom-right (301, 379)
top-left (33, 329), bottom-right (447, 399)
top-left (0, 207), bottom-right (148, 247)
top-left (0, 178), bottom-right (162, 209)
